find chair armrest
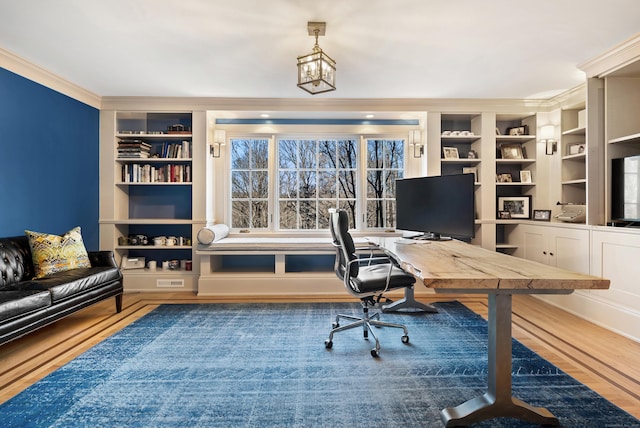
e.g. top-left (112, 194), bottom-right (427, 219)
top-left (355, 255), bottom-right (393, 265)
top-left (88, 251), bottom-right (118, 268)
top-left (346, 256), bottom-right (395, 293)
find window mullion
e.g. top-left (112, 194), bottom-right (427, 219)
top-left (355, 135), bottom-right (365, 230)
top-left (268, 135), bottom-right (276, 231)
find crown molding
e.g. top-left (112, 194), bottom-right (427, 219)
top-left (544, 84), bottom-right (586, 111)
top-left (100, 96), bottom-right (552, 114)
top-left (0, 47), bottom-right (101, 109)
top-left (578, 32), bottom-right (640, 78)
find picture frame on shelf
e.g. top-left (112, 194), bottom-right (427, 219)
top-left (467, 149), bottom-right (478, 159)
top-left (497, 196), bottom-right (531, 219)
top-left (507, 125), bottom-right (528, 136)
top-left (520, 170), bottom-right (532, 183)
top-left (443, 147), bottom-right (459, 159)
top-left (500, 144), bottom-right (524, 159)
top-left (496, 173), bottom-right (512, 183)
top-left (462, 167), bottom-right (478, 182)
top-left (533, 209), bottom-right (552, 221)
top-left (497, 210), bottom-right (512, 220)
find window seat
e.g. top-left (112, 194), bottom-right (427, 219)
top-left (195, 236), bottom-right (372, 297)
top-left (196, 236), bottom-right (371, 253)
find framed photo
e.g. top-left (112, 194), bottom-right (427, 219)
top-left (497, 196), bottom-right (531, 219)
top-left (500, 144), bottom-right (523, 159)
top-left (496, 173), bottom-right (512, 183)
top-left (463, 166), bottom-right (478, 182)
top-left (443, 147), bottom-right (459, 159)
top-left (533, 209), bottom-right (552, 221)
top-left (507, 125), bottom-right (528, 136)
top-left (467, 149), bottom-right (478, 159)
top-left (520, 170), bottom-right (532, 183)
top-left (498, 210), bottom-right (512, 219)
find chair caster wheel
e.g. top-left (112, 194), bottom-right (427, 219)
top-left (401, 335), bottom-right (409, 344)
top-left (364, 330), bottom-right (368, 338)
top-left (325, 340), bottom-right (333, 349)
top-left (332, 322), bottom-right (339, 329)
top-left (370, 349), bottom-right (379, 358)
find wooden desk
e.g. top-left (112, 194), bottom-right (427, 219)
top-left (367, 237), bottom-right (610, 427)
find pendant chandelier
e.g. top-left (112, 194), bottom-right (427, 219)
top-left (297, 22), bottom-right (336, 95)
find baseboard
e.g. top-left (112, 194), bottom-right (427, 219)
top-left (535, 292), bottom-right (640, 343)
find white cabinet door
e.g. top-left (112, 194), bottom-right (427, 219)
top-left (550, 228), bottom-right (590, 274)
top-left (522, 226), bottom-right (547, 264)
top-left (520, 224), bottom-right (589, 274)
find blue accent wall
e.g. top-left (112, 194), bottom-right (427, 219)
top-left (0, 67), bottom-right (100, 250)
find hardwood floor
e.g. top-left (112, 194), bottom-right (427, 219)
top-left (1, 292), bottom-right (639, 420)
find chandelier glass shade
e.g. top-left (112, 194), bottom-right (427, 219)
top-left (297, 22), bottom-right (336, 95)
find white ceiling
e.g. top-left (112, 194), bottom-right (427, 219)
top-left (1, 0), bottom-right (639, 100)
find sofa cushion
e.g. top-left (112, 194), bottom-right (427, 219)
top-left (0, 290), bottom-right (52, 323)
top-left (21, 266), bottom-right (121, 303)
top-left (25, 227), bottom-right (91, 279)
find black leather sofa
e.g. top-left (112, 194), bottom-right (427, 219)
top-left (0, 236), bottom-right (123, 346)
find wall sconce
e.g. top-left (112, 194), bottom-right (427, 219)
top-left (210, 130), bottom-right (226, 158)
top-left (539, 125), bottom-right (557, 155)
top-left (409, 129), bottom-right (423, 158)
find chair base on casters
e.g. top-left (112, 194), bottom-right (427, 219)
top-left (382, 287), bottom-right (439, 313)
top-left (324, 300), bottom-right (409, 358)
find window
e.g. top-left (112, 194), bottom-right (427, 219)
top-left (229, 136), bottom-right (405, 231)
top-left (366, 139), bottom-right (404, 229)
top-left (230, 138), bottom-right (269, 229)
top-left (278, 138), bottom-right (358, 230)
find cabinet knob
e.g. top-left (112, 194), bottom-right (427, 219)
top-left (543, 251), bottom-right (547, 255)
top-left (550, 252), bottom-right (554, 256)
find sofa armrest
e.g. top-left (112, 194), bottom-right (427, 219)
top-left (88, 251), bottom-right (118, 268)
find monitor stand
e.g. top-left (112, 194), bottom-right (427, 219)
top-left (410, 233), bottom-right (452, 241)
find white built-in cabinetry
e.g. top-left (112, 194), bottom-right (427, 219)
top-left (514, 223), bottom-right (590, 274)
top-left (428, 112), bottom-right (541, 252)
top-left (589, 228), bottom-right (640, 340)
top-left (560, 107), bottom-right (587, 205)
top-left (99, 111), bottom-right (206, 292)
top-left (509, 223), bottom-right (639, 341)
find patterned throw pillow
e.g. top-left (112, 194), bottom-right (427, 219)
top-left (25, 227), bottom-right (91, 279)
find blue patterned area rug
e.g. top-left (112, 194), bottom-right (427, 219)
top-left (2, 302), bottom-right (638, 428)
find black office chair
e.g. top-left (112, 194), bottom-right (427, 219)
top-left (325, 209), bottom-right (415, 357)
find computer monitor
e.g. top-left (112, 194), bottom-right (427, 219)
top-left (395, 173), bottom-right (475, 240)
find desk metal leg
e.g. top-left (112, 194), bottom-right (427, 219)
top-left (440, 293), bottom-right (559, 427)
top-left (382, 287), bottom-right (439, 313)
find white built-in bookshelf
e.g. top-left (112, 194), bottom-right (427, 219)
top-left (100, 111), bottom-right (205, 292)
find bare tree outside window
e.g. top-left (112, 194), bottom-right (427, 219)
top-left (229, 136), bottom-right (404, 232)
top-left (278, 138), bottom-right (357, 230)
top-left (230, 138), bottom-right (269, 228)
top-left (366, 139), bottom-right (404, 228)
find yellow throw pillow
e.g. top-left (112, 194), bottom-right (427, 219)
top-left (25, 227), bottom-right (91, 279)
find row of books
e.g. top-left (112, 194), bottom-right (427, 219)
top-left (159, 141), bottom-right (191, 159)
top-left (117, 140), bottom-right (191, 159)
top-left (122, 164), bottom-right (192, 183)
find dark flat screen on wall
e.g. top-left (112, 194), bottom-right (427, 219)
top-left (612, 155), bottom-right (640, 222)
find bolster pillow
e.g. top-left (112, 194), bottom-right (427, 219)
top-left (197, 224), bottom-right (230, 245)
